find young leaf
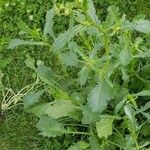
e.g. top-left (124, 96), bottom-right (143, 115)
top-left (23, 90), bottom-right (45, 108)
top-left (68, 141), bottom-right (90, 150)
top-left (134, 90), bottom-right (150, 97)
top-left (28, 103), bottom-right (52, 116)
top-left (119, 48), bottom-right (131, 66)
top-left (78, 67), bottom-right (89, 86)
top-left (82, 106), bottom-right (100, 124)
top-left (140, 101), bottom-right (150, 112)
top-left (61, 51), bottom-right (78, 67)
top-left (105, 5), bottom-right (120, 27)
top-left (51, 25), bottom-right (84, 52)
top-left (141, 112), bottom-right (150, 121)
top-left (36, 63), bottom-right (59, 87)
top-left (8, 39), bottom-right (44, 49)
top-left (36, 116), bottom-right (66, 137)
top-left (29, 100), bottom-right (79, 119)
top-left (87, 81), bottom-right (111, 113)
top-left (25, 54), bottom-right (36, 70)
top-left (134, 20), bottom-right (150, 33)
top-left (45, 100), bottom-right (80, 119)
top-left (89, 136), bottom-right (102, 150)
top-left (134, 51), bottom-right (150, 58)
top-left (43, 8), bottom-right (55, 37)
top-left (86, 0), bottom-right (100, 24)
top-left (96, 117), bottom-right (114, 139)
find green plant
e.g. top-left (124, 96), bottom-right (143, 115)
top-left (6, 0), bottom-right (150, 149)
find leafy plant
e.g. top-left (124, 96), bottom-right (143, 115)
top-left (7, 0), bottom-right (150, 149)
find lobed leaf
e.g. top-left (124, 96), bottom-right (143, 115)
top-left (51, 25), bottom-right (84, 52)
top-left (96, 117), bottom-right (114, 139)
top-left (43, 8), bottom-right (55, 37)
top-left (8, 39), bottom-right (44, 49)
top-left (61, 51), bottom-right (78, 67)
top-left (87, 81), bottom-right (111, 113)
top-left (36, 116), bottom-right (66, 137)
top-left (29, 100), bottom-right (79, 119)
top-left (23, 90), bottom-right (45, 108)
top-left (134, 19), bottom-right (150, 33)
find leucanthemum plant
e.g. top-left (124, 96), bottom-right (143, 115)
top-left (7, 0), bottom-right (150, 149)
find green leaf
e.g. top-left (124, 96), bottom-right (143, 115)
top-left (51, 25), bottom-right (84, 52)
top-left (140, 101), bottom-right (150, 112)
top-left (134, 20), bottom-right (150, 33)
top-left (134, 50), bottom-right (150, 58)
top-left (29, 100), bottom-right (79, 119)
top-left (87, 81), bottom-right (111, 113)
top-left (8, 39), bottom-right (44, 49)
top-left (141, 112), bottom-right (150, 121)
top-left (124, 104), bottom-right (138, 130)
top-left (23, 90), bottom-right (44, 108)
top-left (86, 0), bottom-right (100, 24)
top-left (134, 90), bottom-right (150, 97)
top-left (45, 100), bottom-right (79, 119)
top-left (36, 116), bottom-right (66, 137)
top-left (44, 8), bottom-right (55, 37)
top-left (89, 136), bottom-right (102, 150)
top-left (25, 54), bottom-right (36, 70)
top-left (61, 51), bottom-right (78, 67)
top-left (36, 62), bottom-right (59, 86)
top-left (124, 105), bottom-right (134, 121)
top-left (82, 106), bottom-right (100, 124)
top-left (105, 6), bottom-right (120, 27)
top-left (119, 48), bottom-right (131, 66)
top-left (78, 67), bottom-right (89, 86)
top-left (96, 117), bottom-right (114, 139)
top-left (121, 67), bottom-right (129, 86)
top-left (28, 103), bottom-right (52, 116)
top-left (68, 141), bottom-right (90, 150)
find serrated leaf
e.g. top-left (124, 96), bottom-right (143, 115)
top-left (82, 106), bottom-right (100, 124)
top-left (23, 90), bottom-right (44, 108)
top-left (89, 42), bottom-right (103, 58)
top-left (124, 105), bottom-right (133, 121)
top-left (89, 136), bottom-right (102, 150)
top-left (29, 100), bottom-right (79, 119)
top-left (105, 5), bottom-right (120, 27)
top-left (61, 51), bottom-right (78, 67)
top-left (134, 50), bottom-right (150, 58)
top-left (36, 63), bottom-right (59, 86)
top-left (28, 103), bottom-right (52, 116)
top-left (134, 90), bottom-right (150, 97)
top-left (8, 39), bottom-right (44, 49)
top-left (45, 100), bottom-right (79, 119)
top-left (78, 67), bottom-right (89, 86)
top-left (86, 0), bottom-right (100, 24)
top-left (140, 101), bottom-right (150, 112)
top-left (36, 116), bottom-right (66, 137)
top-left (68, 141), bottom-right (90, 150)
top-left (121, 67), bottom-right (129, 86)
top-left (141, 112), bottom-right (150, 121)
top-left (119, 48), bottom-right (131, 66)
top-left (124, 104), bottom-right (138, 131)
top-left (51, 25), bottom-right (84, 52)
top-left (115, 98), bottom-right (126, 114)
top-left (134, 20), bottom-right (150, 33)
top-left (44, 8), bottom-right (55, 37)
top-left (96, 117), bottom-right (114, 139)
top-left (87, 81), bottom-right (111, 113)
top-left (25, 54), bottom-right (36, 70)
